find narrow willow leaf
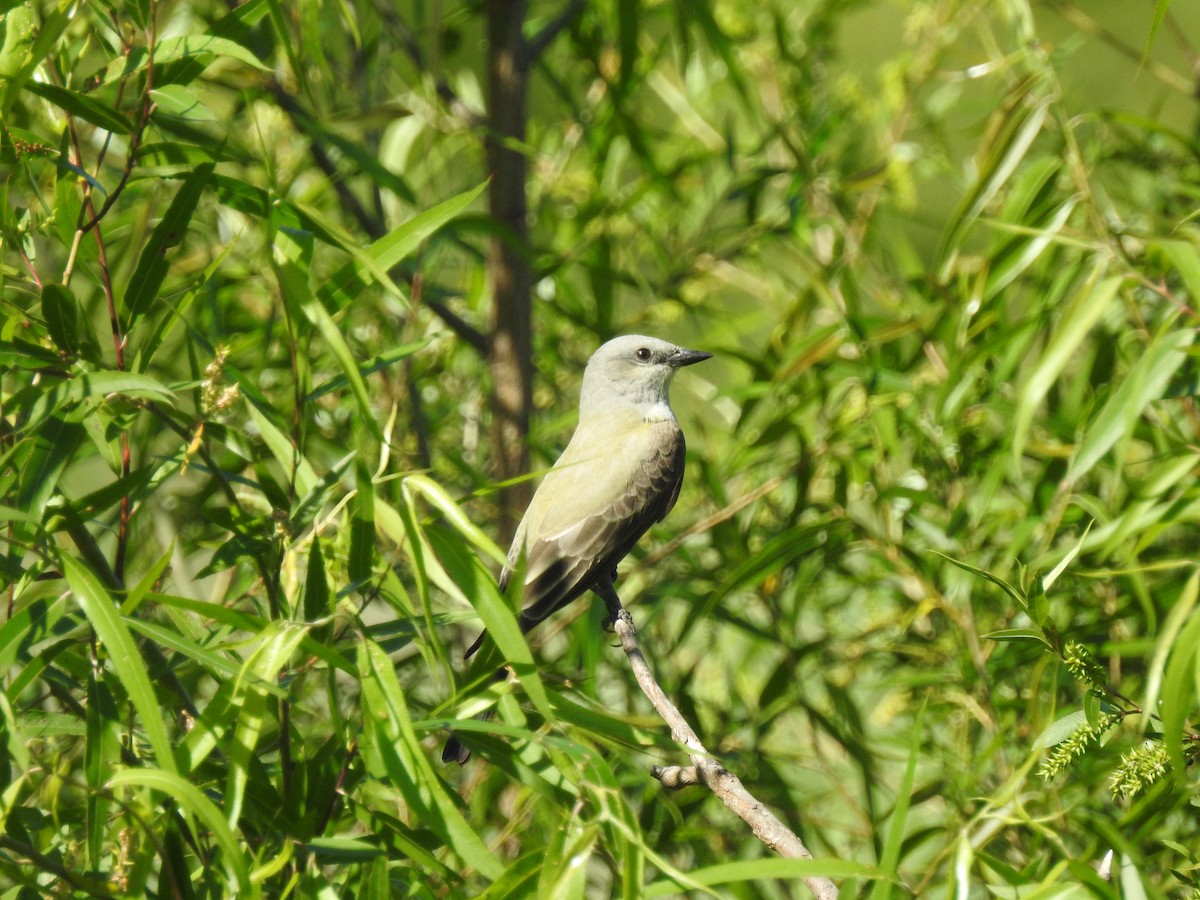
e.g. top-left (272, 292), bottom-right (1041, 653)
top-left (1160, 570), bottom-right (1200, 781)
top-left (1013, 270), bottom-right (1121, 461)
top-left (101, 32), bottom-right (270, 85)
top-left (62, 556), bottom-right (178, 774)
top-left (150, 84), bottom-right (216, 121)
top-left (291, 200), bottom-right (407, 302)
top-left (983, 628), bottom-right (1053, 646)
top-left (305, 339), bottom-right (428, 403)
top-left (17, 416), bottom-right (85, 521)
top-left (401, 484), bottom-right (552, 724)
top-left (1144, 0), bottom-right (1171, 63)
top-left (1119, 854), bottom-right (1151, 900)
top-left (1160, 240), bottom-right (1200, 300)
top-left (244, 397), bottom-right (318, 496)
top-left (474, 852), bottom-right (542, 900)
top-left (937, 73), bottom-right (1053, 280)
top-left (1140, 569), bottom-right (1199, 742)
top-left (645, 859), bottom-right (884, 896)
top-left (272, 226), bottom-right (383, 444)
top-left (317, 181), bottom-right (487, 312)
top-left (541, 823), bottom-right (597, 898)
top-left (403, 474), bottom-right (507, 567)
top-left (125, 163), bottom-right (214, 322)
top-left (23, 81), bottom-right (134, 134)
top-left (1065, 326), bottom-right (1194, 485)
top-left (301, 294), bottom-right (383, 441)
top-left (871, 705), bottom-right (922, 900)
top-left (40, 283), bottom-right (80, 355)
top-left (120, 544), bottom-right (174, 615)
top-left (263, 0), bottom-right (309, 97)
top-left (983, 196), bottom-right (1077, 301)
top-left (108, 768), bottom-right (255, 897)
top-left (144, 591), bottom-right (355, 676)
top-left (224, 621), bottom-right (308, 826)
top-left (933, 552), bottom-right (1027, 610)
top-left (121, 617), bottom-right (287, 698)
top-left (1033, 710), bottom-right (1090, 749)
top-left (348, 454), bottom-right (375, 587)
top-left (1042, 522), bottom-right (1093, 592)
top-left (304, 534), bottom-right (332, 640)
top-left (358, 640), bottom-right (505, 880)
top-left (32, 372), bottom-right (175, 427)
top-left (0, 693), bottom-right (30, 780)
top-left (85, 670), bottom-right (119, 869)
top-left (289, 452), bottom-right (354, 535)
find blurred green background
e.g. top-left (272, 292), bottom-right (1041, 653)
top-left (3, 0), bottom-right (1200, 896)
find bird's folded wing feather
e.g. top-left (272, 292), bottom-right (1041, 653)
top-left (514, 420), bottom-right (685, 629)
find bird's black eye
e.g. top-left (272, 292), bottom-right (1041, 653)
top-left (635, 347), bottom-right (652, 362)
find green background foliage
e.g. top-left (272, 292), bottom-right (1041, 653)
top-left (2, 0), bottom-right (1200, 896)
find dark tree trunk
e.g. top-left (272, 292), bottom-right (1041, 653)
top-left (485, 0), bottom-right (534, 543)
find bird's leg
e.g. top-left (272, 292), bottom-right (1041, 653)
top-left (594, 573), bottom-right (624, 631)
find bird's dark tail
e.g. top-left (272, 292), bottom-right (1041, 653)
top-left (442, 727), bottom-right (480, 764)
top-left (442, 629), bottom-right (508, 764)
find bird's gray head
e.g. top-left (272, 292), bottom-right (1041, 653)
top-left (579, 335), bottom-right (712, 420)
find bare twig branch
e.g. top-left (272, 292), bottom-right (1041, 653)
top-left (598, 583), bottom-right (839, 900)
top-left (80, 2), bottom-right (158, 237)
top-left (525, 0), bottom-right (585, 62)
top-left (269, 83), bottom-right (490, 355)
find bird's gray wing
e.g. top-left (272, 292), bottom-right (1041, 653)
top-left (516, 424), bottom-right (686, 631)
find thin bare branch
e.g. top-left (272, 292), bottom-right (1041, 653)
top-left (597, 582), bottom-right (839, 900)
top-left (526, 0), bottom-right (585, 62)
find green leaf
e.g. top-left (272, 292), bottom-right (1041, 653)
top-left (121, 617), bottom-right (287, 699)
top-left (645, 859), bottom-right (885, 896)
top-left (348, 454), bottom-right (375, 588)
top-left (1065, 325), bottom-right (1194, 485)
top-left (936, 71), bottom-right (1054, 280)
top-left (40, 283), bottom-right (80, 356)
top-left (983, 628), bottom-right (1053, 647)
top-left (17, 416), bottom-right (85, 521)
top-left (84, 669), bottom-right (119, 869)
top-left (108, 768), bottom-right (255, 897)
top-left (270, 225), bottom-right (384, 444)
top-left (101, 33), bottom-right (271, 86)
top-left (1033, 710), bottom-right (1090, 749)
top-left (933, 552), bottom-right (1028, 611)
top-left (305, 339), bottom-right (428, 403)
top-left (244, 397), bottom-right (318, 497)
top-left (403, 474), bottom-right (507, 568)
top-left (150, 84), bottom-right (216, 121)
top-left (1141, 567), bottom-right (1199, 745)
top-left (223, 621), bottom-right (309, 826)
top-left (1013, 270), bottom-right (1122, 461)
top-left (304, 533), bottom-right (331, 627)
top-left (289, 452), bottom-right (354, 535)
top-left (62, 556), bottom-right (178, 775)
top-left (317, 181), bottom-right (487, 312)
top-left (1042, 522), bottom-right (1092, 592)
top-left (124, 163), bottom-right (214, 323)
top-left (23, 81), bottom-right (134, 134)
top-left (358, 639), bottom-right (504, 880)
top-left (1160, 570), bottom-right (1200, 782)
top-left (871, 704), bottom-right (921, 899)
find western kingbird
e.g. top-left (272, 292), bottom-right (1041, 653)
top-left (443, 335), bottom-right (711, 763)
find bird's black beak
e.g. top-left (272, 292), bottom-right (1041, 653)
top-left (667, 347), bottom-right (713, 368)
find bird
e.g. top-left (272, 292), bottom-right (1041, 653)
top-left (442, 334), bottom-right (712, 763)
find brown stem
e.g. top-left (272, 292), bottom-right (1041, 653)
top-left (485, 0), bottom-right (534, 541)
top-left (597, 582), bottom-right (839, 900)
top-left (80, 1), bottom-right (158, 237)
